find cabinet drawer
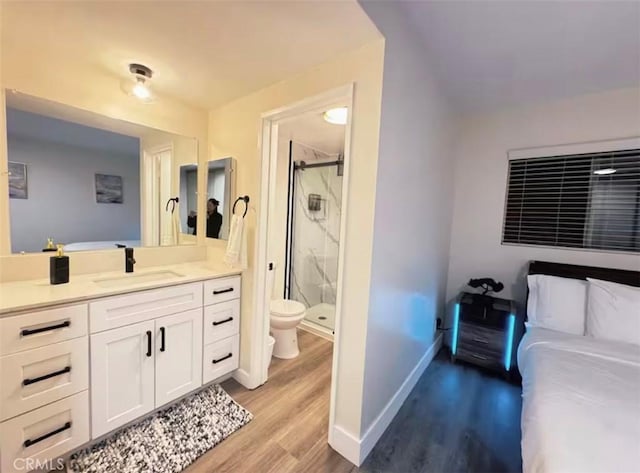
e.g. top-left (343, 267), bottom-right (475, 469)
top-left (0, 338), bottom-right (89, 421)
top-left (459, 322), bottom-right (504, 353)
top-left (0, 305), bottom-right (88, 356)
top-left (202, 335), bottom-right (239, 384)
top-left (203, 300), bottom-right (240, 344)
top-left (456, 346), bottom-right (503, 369)
top-left (90, 282), bottom-right (203, 333)
top-left (0, 391), bottom-right (89, 473)
top-left (203, 276), bottom-right (241, 306)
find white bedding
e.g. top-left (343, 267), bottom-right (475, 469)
top-left (63, 240), bottom-right (141, 252)
top-left (518, 328), bottom-right (640, 473)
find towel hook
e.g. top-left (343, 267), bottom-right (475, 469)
top-left (232, 195), bottom-right (250, 218)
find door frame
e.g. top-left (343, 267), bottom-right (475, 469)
top-left (250, 83), bottom-right (354, 444)
top-left (141, 143), bottom-right (173, 246)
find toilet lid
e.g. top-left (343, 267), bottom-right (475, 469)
top-left (270, 299), bottom-right (306, 317)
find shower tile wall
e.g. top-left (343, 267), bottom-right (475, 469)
top-left (289, 142), bottom-right (342, 324)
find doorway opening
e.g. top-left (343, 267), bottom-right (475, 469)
top-left (250, 85), bottom-right (354, 447)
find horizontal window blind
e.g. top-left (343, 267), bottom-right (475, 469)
top-left (503, 148), bottom-right (640, 253)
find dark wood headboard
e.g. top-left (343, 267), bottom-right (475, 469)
top-left (528, 260), bottom-right (640, 287)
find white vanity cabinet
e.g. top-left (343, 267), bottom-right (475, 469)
top-left (0, 305), bottom-right (90, 473)
top-left (202, 276), bottom-right (241, 384)
top-left (89, 320), bottom-right (156, 438)
top-left (0, 273), bottom-right (241, 472)
top-left (154, 309), bottom-right (203, 407)
top-left (90, 309), bottom-right (204, 438)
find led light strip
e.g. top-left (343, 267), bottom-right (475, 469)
top-left (451, 303), bottom-right (460, 355)
top-left (504, 314), bottom-right (516, 370)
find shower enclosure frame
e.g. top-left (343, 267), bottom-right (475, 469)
top-left (285, 150), bottom-right (344, 335)
top-left (249, 83), bottom-right (354, 451)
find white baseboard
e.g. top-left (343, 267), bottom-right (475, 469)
top-left (329, 334), bottom-right (442, 466)
top-left (329, 424), bottom-right (362, 466)
top-left (233, 368), bottom-right (259, 389)
top-left (359, 333), bottom-right (442, 463)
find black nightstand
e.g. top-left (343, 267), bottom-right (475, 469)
top-left (451, 292), bottom-right (517, 375)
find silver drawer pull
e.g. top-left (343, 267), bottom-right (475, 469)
top-left (470, 353), bottom-right (488, 360)
top-left (472, 338), bottom-right (489, 344)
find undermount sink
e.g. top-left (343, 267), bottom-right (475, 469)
top-left (93, 270), bottom-right (184, 288)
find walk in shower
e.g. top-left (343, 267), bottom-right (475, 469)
top-left (284, 142), bottom-right (343, 334)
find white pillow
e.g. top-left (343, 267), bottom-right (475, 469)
top-left (586, 278), bottom-right (640, 346)
top-left (527, 274), bottom-right (588, 335)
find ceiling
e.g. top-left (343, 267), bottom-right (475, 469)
top-left (280, 105), bottom-right (346, 155)
top-left (6, 107), bottom-right (140, 157)
top-left (399, 1), bottom-right (640, 112)
top-left (1, 1), bottom-right (380, 110)
top-left (6, 90), bottom-right (185, 144)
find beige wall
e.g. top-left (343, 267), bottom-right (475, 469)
top-left (447, 86), bottom-right (640, 307)
top-left (208, 40), bottom-right (385, 438)
top-left (0, 7), bottom-right (210, 277)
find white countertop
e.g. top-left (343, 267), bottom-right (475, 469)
top-left (0, 262), bottom-right (242, 316)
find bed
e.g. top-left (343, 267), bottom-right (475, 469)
top-left (63, 240), bottom-right (141, 252)
top-left (518, 261), bottom-right (640, 473)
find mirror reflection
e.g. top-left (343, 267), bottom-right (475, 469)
top-left (5, 90), bottom-right (198, 253)
top-left (179, 163), bottom-right (198, 236)
top-left (196, 157), bottom-right (234, 240)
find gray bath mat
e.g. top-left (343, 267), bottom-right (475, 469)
top-left (69, 385), bottom-right (252, 473)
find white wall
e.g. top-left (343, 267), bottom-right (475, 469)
top-left (358, 2), bottom-right (456, 460)
top-left (446, 86), bottom-right (640, 308)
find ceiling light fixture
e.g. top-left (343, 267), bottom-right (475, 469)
top-left (323, 107), bottom-right (348, 125)
top-left (122, 63), bottom-right (154, 103)
top-left (593, 168), bottom-right (616, 175)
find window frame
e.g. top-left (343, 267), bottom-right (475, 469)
top-left (501, 137), bottom-right (640, 255)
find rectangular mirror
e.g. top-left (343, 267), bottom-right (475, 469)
top-left (5, 90), bottom-right (198, 253)
top-left (179, 163), bottom-right (198, 238)
top-left (202, 157), bottom-right (235, 240)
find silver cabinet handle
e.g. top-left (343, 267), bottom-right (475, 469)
top-left (471, 353), bottom-right (488, 360)
top-left (472, 337), bottom-right (489, 344)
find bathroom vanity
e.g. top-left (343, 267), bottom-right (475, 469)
top-left (0, 265), bottom-right (241, 473)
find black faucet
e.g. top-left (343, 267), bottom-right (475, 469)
top-left (125, 247), bottom-right (136, 273)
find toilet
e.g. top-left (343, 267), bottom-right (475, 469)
top-left (270, 299), bottom-right (306, 359)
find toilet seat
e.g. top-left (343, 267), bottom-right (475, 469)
top-left (270, 299), bottom-right (306, 317)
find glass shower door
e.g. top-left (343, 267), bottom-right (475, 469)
top-left (289, 157), bottom-right (343, 332)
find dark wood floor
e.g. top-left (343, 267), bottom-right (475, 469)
top-left (186, 331), bottom-right (522, 473)
top-left (359, 352), bottom-right (523, 473)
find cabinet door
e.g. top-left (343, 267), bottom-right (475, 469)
top-left (90, 320), bottom-right (155, 439)
top-left (155, 309), bottom-right (202, 407)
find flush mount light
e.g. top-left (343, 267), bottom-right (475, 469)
top-left (121, 63), bottom-right (155, 103)
top-left (323, 107), bottom-right (348, 125)
top-left (594, 168), bottom-right (616, 175)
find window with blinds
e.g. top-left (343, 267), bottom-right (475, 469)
top-left (503, 148), bottom-right (640, 253)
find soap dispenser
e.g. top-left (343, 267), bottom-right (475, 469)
top-left (42, 237), bottom-right (56, 252)
top-left (50, 244), bottom-right (69, 285)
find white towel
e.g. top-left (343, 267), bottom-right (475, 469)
top-left (224, 215), bottom-right (247, 269)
